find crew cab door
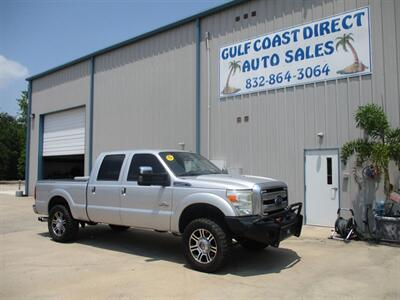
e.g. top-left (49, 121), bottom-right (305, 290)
top-left (87, 154), bottom-right (127, 224)
top-left (120, 153), bottom-right (172, 231)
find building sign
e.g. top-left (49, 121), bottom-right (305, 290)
top-left (219, 7), bottom-right (371, 98)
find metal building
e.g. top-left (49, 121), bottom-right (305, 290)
top-left (26, 0), bottom-right (400, 227)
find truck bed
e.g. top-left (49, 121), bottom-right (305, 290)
top-left (35, 179), bottom-right (89, 221)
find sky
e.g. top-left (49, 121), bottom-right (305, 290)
top-left (0, 0), bottom-right (230, 116)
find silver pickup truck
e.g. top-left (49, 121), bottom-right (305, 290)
top-left (34, 150), bottom-right (303, 272)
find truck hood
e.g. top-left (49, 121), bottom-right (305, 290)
top-left (176, 174), bottom-right (286, 190)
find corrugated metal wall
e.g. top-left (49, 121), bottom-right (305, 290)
top-left (29, 61), bottom-right (90, 194)
top-left (92, 22), bottom-right (197, 159)
top-left (28, 0), bottom-right (399, 227)
top-left (200, 0), bottom-right (400, 219)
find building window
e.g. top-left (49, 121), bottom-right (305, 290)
top-left (327, 157), bottom-right (333, 185)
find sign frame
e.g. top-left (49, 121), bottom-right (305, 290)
top-left (218, 6), bottom-right (372, 99)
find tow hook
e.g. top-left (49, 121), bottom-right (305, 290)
top-left (38, 216), bottom-right (48, 222)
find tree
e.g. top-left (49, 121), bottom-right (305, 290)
top-left (222, 60), bottom-right (241, 95)
top-left (0, 113), bottom-right (20, 180)
top-left (16, 91), bottom-right (28, 179)
top-left (341, 104), bottom-right (400, 200)
top-left (335, 33), bottom-right (368, 74)
top-left (17, 91), bottom-right (28, 126)
top-left (336, 33), bottom-right (359, 65)
top-left (0, 90), bottom-right (28, 180)
top-left (224, 60), bottom-right (241, 89)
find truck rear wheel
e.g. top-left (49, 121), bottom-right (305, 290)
top-left (48, 205), bottom-right (79, 243)
top-left (182, 218), bottom-right (231, 273)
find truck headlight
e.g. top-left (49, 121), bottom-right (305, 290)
top-left (226, 189), bottom-right (253, 216)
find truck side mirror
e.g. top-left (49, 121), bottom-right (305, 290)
top-left (139, 166), bottom-right (153, 175)
top-left (138, 166), bottom-right (170, 186)
top-left (138, 166), bottom-right (153, 186)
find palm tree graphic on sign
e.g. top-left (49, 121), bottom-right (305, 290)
top-left (222, 60), bottom-right (241, 95)
top-left (335, 33), bottom-right (368, 74)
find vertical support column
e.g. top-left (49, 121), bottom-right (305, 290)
top-left (24, 81), bottom-right (32, 195)
top-left (195, 18), bottom-right (201, 154)
top-left (37, 115), bottom-right (44, 180)
top-left (88, 57), bottom-right (95, 172)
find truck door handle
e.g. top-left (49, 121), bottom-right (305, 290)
top-left (159, 202), bottom-right (169, 207)
top-left (121, 187), bottom-right (126, 195)
top-left (91, 186), bottom-right (96, 194)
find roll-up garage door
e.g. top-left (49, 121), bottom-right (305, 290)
top-left (43, 107), bottom-right (85, 157)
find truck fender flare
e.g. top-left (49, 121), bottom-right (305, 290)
top-left (47, 189), bottom-right (77, 218)
top-left (171, 192), bottom-right (236, 233)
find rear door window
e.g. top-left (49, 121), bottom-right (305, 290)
top-left (97, 154), bottom-right (125, 181)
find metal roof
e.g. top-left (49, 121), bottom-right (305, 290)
top-left (26, 0), bottom-right (247, 81)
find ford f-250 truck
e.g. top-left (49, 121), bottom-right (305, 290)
top-left (33, 150), bottom-right (303, 272)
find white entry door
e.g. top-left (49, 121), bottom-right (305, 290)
top-left (305, 149), bottom-right (339, 226)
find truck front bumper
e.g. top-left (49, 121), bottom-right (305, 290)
top-left (225, 202), bottom-right (303, 247)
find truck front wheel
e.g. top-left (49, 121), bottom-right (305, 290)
top-left (182, 218), bottom-right (231, 273)
top-left (48, 205), bottom-right (79, 243)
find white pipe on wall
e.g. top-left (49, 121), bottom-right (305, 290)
top-left (205, 31), bottom-right (211, 159)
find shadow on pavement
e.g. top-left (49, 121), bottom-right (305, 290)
top-left (38, 225), bottom-right (301, 276)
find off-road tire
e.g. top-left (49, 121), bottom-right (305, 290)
top-left (182, 218), bottom-right (231, 273)
top-left (48, 205), bottom-right (79, 243)
top-left (109, 224), bottom-right (130, 232)
top-left (239, 238), bottom-right (269, 251)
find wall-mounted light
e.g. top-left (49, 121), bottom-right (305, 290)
top-left (178, 142), bottom-right (185, 150)
top-left (317, 132), bottom-right (324, 144)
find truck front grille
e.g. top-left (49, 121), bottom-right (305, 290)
top-left (261, 187), bottom-right (288, 214)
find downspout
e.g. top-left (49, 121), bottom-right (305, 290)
top-left (37, 115), bottom-right (44, 180)
top-left (88, 57), bottom-right (95, 173)
top-left (205, 31), bottom-right (211, 159)
top-left (195, 18), bottom-right (201, 154)
top-left (24, 81), bottom-right (32, 195)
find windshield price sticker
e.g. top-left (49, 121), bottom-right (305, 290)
top-left (219, 7), bottom-right (371, 97)
top-left (166, 154), bottom-right (174, 161)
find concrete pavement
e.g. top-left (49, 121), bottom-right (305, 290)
top-left (0, 193), bottom-right (399, 299)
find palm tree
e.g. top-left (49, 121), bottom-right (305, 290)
top-left (336, 33), bottom-right (359, 65)
top-left (222, 60), bottom-right (241, 94)
top-left (341, 104), bottom-right (400, 200)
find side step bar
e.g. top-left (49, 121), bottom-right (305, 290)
top-left (38, 216), bottom-right (48, 222)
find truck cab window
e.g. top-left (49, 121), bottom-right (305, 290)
top-left (127, 154), bottom-right (167, 181)
top-left (97, 154), bottom-right (125, 181)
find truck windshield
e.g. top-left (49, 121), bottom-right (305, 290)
top-left (159, 152), bottom-right (222, 177)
